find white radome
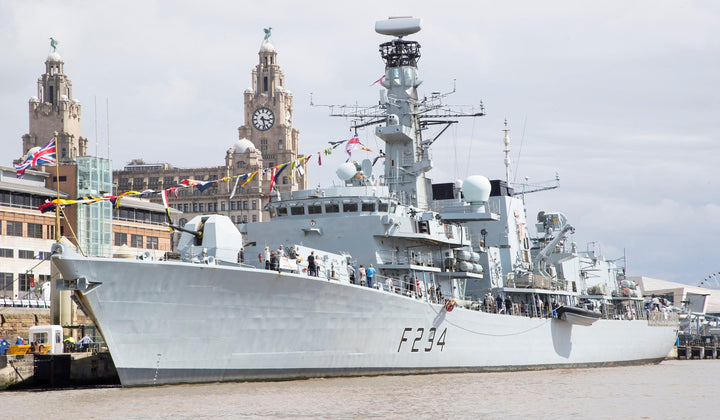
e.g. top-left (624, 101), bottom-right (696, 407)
top-left (336, 162), bottom-right (358, 181)
top-left (462, 175), bottom-right (491, 203)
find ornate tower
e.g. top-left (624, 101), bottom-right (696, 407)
top-left (237, 31), bottom-right (306, 192)
top-left (22, 44), bottom-right (87, 163)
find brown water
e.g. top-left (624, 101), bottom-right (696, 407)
top-left (1, 360), bottom-right (715, 419)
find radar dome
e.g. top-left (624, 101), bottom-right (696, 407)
top-left (462, 175), bottom-right (491, 203)
top-left (232, 138), bottom-right (256, 154)
top-left (336, 162), bottom-right (358, 181)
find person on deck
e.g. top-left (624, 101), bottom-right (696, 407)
top-left (347, 263), bottom-right (356, 284)
top-left (307, 251), bottom-right (317, 277)
top-left (366, 264), bottom-right (376, 288)
top-left (358, 265), bottom-right (366, 286)
top-left (270, 250), bottom-right (278, 271)
top-left (264, 246), bottom-right (271, 270)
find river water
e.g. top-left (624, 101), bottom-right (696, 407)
top-left (1, 360), bottom-right (715, 419)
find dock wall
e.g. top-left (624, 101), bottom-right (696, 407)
top-left (1, 352), bottom-right (119, 389)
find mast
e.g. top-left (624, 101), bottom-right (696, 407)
top-left (503, 119), bottom-right (511, 184)
top-left (316, 17), bottom-right (484, 208)
top-left (374, 18), bottom-right (429, 209)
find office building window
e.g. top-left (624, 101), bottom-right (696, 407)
top-left (18, 250), bottom-right (35, 259)
top-left (0, 272), bottom-right (13, 295)
top-left (115, 232), bottom-right (127, 246)
top-left (6, 221), bottom-right (22, 236)
top-left (146, 236), bottom-right (158, 250)
top-left (27, 223), bottom-right (43, 239)
top-left (131, 234), bottom-right (143, 248)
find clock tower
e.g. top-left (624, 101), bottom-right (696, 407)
top-left (238, 33), bottom-right (306, 192)
top-left (22, 46), bottom-right (88, 163)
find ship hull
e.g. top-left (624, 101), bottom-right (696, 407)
top-left (53, 253), bottom-right (677, 387)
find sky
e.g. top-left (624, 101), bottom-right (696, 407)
top-left (1, 1), bottom-right (719, 287)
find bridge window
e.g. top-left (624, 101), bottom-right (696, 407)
top-left (342, 201), bottom-right (358, 212)
top-left (308, 203), bottom-right (322, 214)
top-left (362, 201), bottom-right (376, 212)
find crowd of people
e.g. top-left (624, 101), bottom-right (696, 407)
top-left (478, 293), bottom-right (563, 318)
top-left (0, 334), bottom-right (94, 354)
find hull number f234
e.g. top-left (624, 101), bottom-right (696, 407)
top-left (397, 327), bottom-right (447, 352)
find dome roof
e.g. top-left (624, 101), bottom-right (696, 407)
top-left (46, 51), bottom-right (63, 62)
top-left (260, 40), bottom-right (276, 53)
top-left (233, 138), bottom-right (256, 154)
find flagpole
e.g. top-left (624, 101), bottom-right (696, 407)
top-left (54, 134), bottom-right (61, 242)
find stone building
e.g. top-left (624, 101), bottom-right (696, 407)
top-left (0, 166), bottom-right (66, 301)
top-left (113, 36), bottom-right (307, 227)
top-left (21, 49), bottom-right (87, 164)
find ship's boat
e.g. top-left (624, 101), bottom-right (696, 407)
top-left (556, 306), bottom-right (603, 326)
top-left (52, 16), bottom-right (678, 387)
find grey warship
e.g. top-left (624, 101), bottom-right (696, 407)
top-left (52, 17), bottom-right (678, 386)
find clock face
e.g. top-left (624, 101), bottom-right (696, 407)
top-left (252, 107), bottom-right (274, 131)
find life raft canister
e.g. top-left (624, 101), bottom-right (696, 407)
top-left (445, 299), bottom-right (456, 312)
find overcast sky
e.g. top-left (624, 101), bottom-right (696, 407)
top-left (1, 1), bottom-right (718, 287)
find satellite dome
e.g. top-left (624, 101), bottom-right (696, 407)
top-left (60, 94), bottom-right (69, 102)
top-left (72, 98), bottom-right (81, 105)
top-left (260, 40), bottom-right (275, 53)
top-left (462, 175), bottom-right (491, 203)
top-left (46, 51), bottom-right (63, 62)
top-left (29, 96), bottom-right (39, 103)
top-left (233, 138), bottom-right (256, 154)
top-left (336, 162), bottom-right (358, 181)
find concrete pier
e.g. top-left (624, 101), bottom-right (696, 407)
top-left (1, 352), bottom-right (119, 390)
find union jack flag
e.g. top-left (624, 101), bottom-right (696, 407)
top-left (15, 137), bottom-right (57, 178)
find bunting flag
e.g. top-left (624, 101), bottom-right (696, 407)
top-left (268, 166), bottom-right (278, 202)
top-left (179, 178), bottom-right (217, 192)
top-left (161, 188), bottom-right (171, 209)
top-left (39, 200), bottom-right (66, 213)
top-left (31, 131), bottom-right (385, 217)
top-left (166, 186), bottom-right (180, 198)
top-left (274, 162), bottom-right (289, 183)
top-left (229, 174), bottom-right (244, 199)
top-left (289, 160), bottom-right (296, 180)
top-left (345, 134), bottom-right (372, 162)
top-left (15, 137), bottom-right (57, 178)
top-left (370, 75), bottom-right (385, 86)
top-left (196, 180), bottom-right (218, 193)
top-left (241, 170), bottom-right (258, 187)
